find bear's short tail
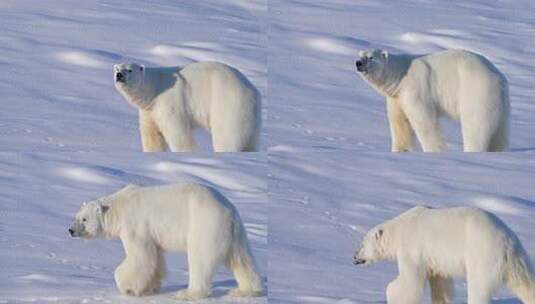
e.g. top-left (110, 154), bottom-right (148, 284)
top-left (505, 241), bottom-right (535, 304)
top-left (226, 216), bottom-right (264, 296)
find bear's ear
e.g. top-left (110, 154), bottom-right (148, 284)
top-left (376, 228), bottom-right (383, 239)
top-left (358, 50), bottom-right (365, 58)
top-left (140, 65), bottom-right (144, 72)
top-left (96, 202), bottom-right (109, 215)
top-left (100, 206), bottom-right (110, 214)
top-left (99, 205), bottom-right (110, 214)
top-left (381, 50), bottom-right (388, 59)
top-left (125, 183), bottom-right (139, 190)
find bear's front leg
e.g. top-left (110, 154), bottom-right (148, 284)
top-left (174, 288), bottom-right (211, 301)
top-left (386, 275), bottom-right (426, 304)
top-left (114, 235), bottom-right (163, 296)
top-left (429, 275), bottom-right (454, 304)
top-left (114, 258), bottom-right (146, 296)
top-left (154, 109), bottom-right (197, 152)
top-left (387, 255), bottom-right (426, 304)
top-left (387, 97), bottom-right (414, 152)
top-left (400, 93), bottom-right (447, 152)
top-left (139, 110), bottom-right (168, 152)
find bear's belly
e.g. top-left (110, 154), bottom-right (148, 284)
top-left (425, 254), bottom-right (466, 277)
top-left (157, 234), bottom-right (188, 252)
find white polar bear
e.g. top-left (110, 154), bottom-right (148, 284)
top-left (353, 206), bottom-right (535, 304)
top-left (69, 183), bottom-right (264, 300)
top-left (114, 61), bottom-right (261, 152)
top-left (356, 49), bottom-right (510, 152)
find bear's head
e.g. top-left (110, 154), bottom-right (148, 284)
top-left (114, 63), bottom-right (145, 91)
top-left (353, 225), bottom-right (387, 266)
top-left (355, 49), bottom-right (388, 78)
top-left (69, 200), bottom-right (109, 239)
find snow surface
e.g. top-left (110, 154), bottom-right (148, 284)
top-left (267, 0), bottom-right (535, 152)
top-left (2, 0), bottom-right (535, 304)
top-left (0, 0), bottom-right (266, 152)
top-left (268, 152), bottom-right (535, 303)
top-left (0, 153), bottom-right (267, 303)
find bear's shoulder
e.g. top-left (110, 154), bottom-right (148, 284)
top-left (422, 49), bottom-right (483, 64)
top-left (395, 205), bottom-right (431, 220)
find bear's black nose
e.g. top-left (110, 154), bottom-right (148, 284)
top-left (68, 228), bottom-right (74, 236)
top-left (356, 60), bottom-right (365, 72)
top-left (115, 72), bottom-right (124, 81)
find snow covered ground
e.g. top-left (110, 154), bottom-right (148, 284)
top-left (0, 0), bottom-right (266, 152)
top-left (2, 0), bottom-right (535, 303)
top-left (268, 152), bottom-right (535, 303)
top-left (267, 0), bottom-right (535, 152)
top-left (0, 153), bottom-right (267, 303)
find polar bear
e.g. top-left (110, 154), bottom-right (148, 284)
top-left (114, 61), bottom-right (261, 152)
top-left (353, 206), bottom-right (535, 304)
top-left (355, 49), bottom-right (510, 152)
top-left (69, 183), bottom-right (264, 300)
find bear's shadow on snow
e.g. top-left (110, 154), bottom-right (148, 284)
top-left (353, 298), bottom-right (520, 304)
top-left (160, 279), bottom-right (231, 298)
top-left (160, 276), bottom-right (267, 298)
top-left (511, 147), bottom-right (535, 152)
top-left (491, 299), bottom-right (522, 304)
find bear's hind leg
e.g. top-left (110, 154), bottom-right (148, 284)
top-left (211, 125), bottom-right (251, 152)
top-left (459, 99), bottom-right (507, 152)
top-left (466, 268), bottom-right (499, 304)
top-left (460, 120), bottom-right (493, 152)
top-left (225, 246), bottom-right (263, 297)
top-left (176, 243), bottom-right (225, 300)
top-left (429, 275), bottom-right (454, 304)
top-left (506, 279), bottom-right (535, 304)
top-left (488, 117), bottom-right (509, 152)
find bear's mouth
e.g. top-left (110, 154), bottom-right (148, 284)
top-left (357, 66), bottom-right (368, 73)
top-left (353, 258), bottom-right (366, 265)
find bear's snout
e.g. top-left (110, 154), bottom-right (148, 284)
top-left (115, 72), bottom-right (124, 82)
top-left (353, 252), bottom-right (366, 265)
top-left (356, 60), bottom-right (365, 72)
top-left (68, 228), bottom-right (74, 236)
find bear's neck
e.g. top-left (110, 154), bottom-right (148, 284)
top-left (376, 54), bottom-right (412, 98)
top-left (122, 69), bottom-right (161, 110)
top-left (101, 205), bottom-right (121, 239)
top-left (377, 223), bottom-right (399, 261)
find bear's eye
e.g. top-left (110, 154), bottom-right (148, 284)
top-left (368, 57), bottom-right (374, 61)
top-left (127, 69), bottom-right (132, 73)
top-left (82, 218), bottom-right (87, 222)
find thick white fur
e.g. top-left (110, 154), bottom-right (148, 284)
top-left (357, 49), bottom-right (510, 152)
top-left (354, 206), bottom-right (535, 304)
top-left (70, 183), bottom-right (264, 299)
top-left (114, 62), bottom-right (261, 152)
